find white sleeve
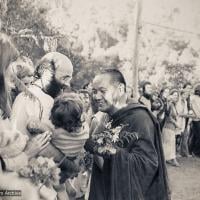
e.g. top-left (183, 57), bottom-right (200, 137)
top-left (3, 152), bottom-right (28, 171)
top-left (11, 93), bottom-right (40, 135)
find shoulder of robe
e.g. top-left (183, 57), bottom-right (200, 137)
top-left (124, 103), bottom-right (159, 126)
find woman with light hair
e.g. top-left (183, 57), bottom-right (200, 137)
top-left (7, 56), bottom-right (35, 103)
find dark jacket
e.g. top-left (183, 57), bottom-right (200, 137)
top-left (86, 103), bottom-right (171, 200)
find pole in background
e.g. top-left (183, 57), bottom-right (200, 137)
top-left (132, 0), bottom-right (142, 101)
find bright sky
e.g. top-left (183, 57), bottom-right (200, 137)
top-left (142, 0), bottom-right (200, 34)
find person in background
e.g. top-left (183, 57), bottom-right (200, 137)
top-left (183, 82), bottom-right (193, 110)
top-left (176, 90), bottom-right (191, 157)
top-left (157, 87), bottom-right (170, 130)
top-left (138, 81), bottom-right (152, 110)
top-left (182, 82), bottom-right (193, 129)
top-left (162, 89), bottom-right (180, 167)
top-left (151, 91), bottom-right (163, 117)
top-left (188, 85), bottom-right (200, 157)
top-left (79, 89), bottom-right (93, 123)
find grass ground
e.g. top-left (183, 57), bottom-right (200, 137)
top-left (167, 157), bottom-right (200, 200)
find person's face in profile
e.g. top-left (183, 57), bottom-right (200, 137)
top-left (144, 84), bottom-right (152, 95)
top-left (162, 88), bottom-right (170, 99)
top-left (92, 74), bottom-right (121, 113)
top-left (181, 92), bottom-right (188, 100)
top-left (184, 84), bottom-right (192, 95)
top-left (56, 72), bottom-right (73, 88)
top-left (55, 65), bottom-right (73, 88)
top-left (80, 92), bottom-right (90, 111)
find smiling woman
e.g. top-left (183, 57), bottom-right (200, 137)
top-left (7, 56), bottom-right (35, 103)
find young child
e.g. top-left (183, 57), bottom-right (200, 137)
top-left (27, 92), bottom-right (89, 174)
top-left (27, 93), bottom-right (89, 200)
top-left (50, 92), bottom-right (89, 160)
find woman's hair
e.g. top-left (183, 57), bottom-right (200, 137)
top-left (0, 33), bottom-right (19, 118)
top-left (51, 93), bottom-right (84, 132)
top-left (169, 89), bottom-right (179, 103)
top-left (142, 81), bottom-right (151, 93)
top-left (170, 88), bottom-right (179, 96)
top-left (183, 82), bottom-right (192, 89)
top-left (11, 56), bottom-right (34, 79)
top-left (159, 86), bottom-right (170, 98)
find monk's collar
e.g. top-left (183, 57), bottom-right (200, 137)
top-left (109, 104), bottom-right (128, 119)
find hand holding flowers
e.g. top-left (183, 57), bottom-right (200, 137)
top-left (92, 122), bottom-right (123, 157)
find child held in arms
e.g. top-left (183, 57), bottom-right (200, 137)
top-left (27, 92), bottom-right (90, 175)
top-left (50, 92), bottom-right (89, 161)
top-left (27, 93), bottom-right (90, 199)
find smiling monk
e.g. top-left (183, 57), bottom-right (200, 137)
top-left (85, 69), bottom-right (171, 200)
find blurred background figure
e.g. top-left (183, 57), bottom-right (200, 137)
top-left (162, 89), bottom-right (180, 167)
top-left (176, 90), bottom-right (191, 157)
top-left (151, 91), bottom-right (163, 117)
top-left (138, 81), bottom-right (152, 110)
top-left (188, 85), bottom-right (200, 157)
top-left (157, 87), bottom-right (170, 130)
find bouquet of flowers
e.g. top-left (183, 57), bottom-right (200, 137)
top-left (92, 122), bottom-right (124, 155)
top-left (18, 156), bottom-right (60, 187)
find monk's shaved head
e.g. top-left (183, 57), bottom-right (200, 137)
top-left (98, 69), bottom-right (126, 92)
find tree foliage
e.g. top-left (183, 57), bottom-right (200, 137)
top-left (1, 0), bottom-right (200, 90)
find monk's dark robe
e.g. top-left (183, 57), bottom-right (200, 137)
top-left (86, 103), bottom-right (170, 200)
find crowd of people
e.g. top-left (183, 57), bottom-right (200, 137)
top-left (0, 31), bottom-right (199, 200)
top-left (139, 81), bottom-right (200, 167)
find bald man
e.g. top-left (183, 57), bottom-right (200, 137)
top-left (11, 52), bottom-right (74, 135)
top-left (35, 51), bottom-right (74, 98)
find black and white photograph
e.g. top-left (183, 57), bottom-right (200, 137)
top-left (0, 0), bottom-right (200, 199)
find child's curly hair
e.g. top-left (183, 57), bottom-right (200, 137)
top-left (51, 93), bottom-right (84, 132)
